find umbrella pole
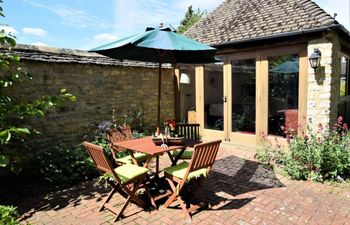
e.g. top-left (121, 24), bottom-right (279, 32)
top-left (157, 62), bottom-right (161, 135)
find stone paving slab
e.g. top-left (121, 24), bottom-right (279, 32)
top-left (18, 143), bottom-right (350, 225)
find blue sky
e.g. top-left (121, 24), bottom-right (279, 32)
top-left (1, 0), bottom-right (349, 50)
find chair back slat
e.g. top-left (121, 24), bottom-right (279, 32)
top-left (83, 142), bottom-right (114, 174)
top-left (188, 140), bottom-right (221, 173)
top-left (107, 126), bottom-right (133, 145)
top-left (178, 123), bottom-right (200, 140)
top-left (107, 127), bottom-right (133, 161)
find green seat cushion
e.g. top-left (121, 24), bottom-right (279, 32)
top-left (172, 149), bottom-right (193, 159)
top-left (116, 152), bottom-right (148, 164)
top-left (114, 163), bottom-right (149, 184)
top-left (164, 161), bottom-right (207, 181)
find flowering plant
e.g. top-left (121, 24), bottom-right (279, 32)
top-left (165, 119), bottom-right (177, 130)
top-left (257, 116), bottom-right (350, 182)
top-left (164, 119), bottom-right (178, 137)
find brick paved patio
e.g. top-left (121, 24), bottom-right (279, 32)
top-left (18, 143), bottom-right (350, 225)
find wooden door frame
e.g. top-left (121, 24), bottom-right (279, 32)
top-left (195, 63), bottom-right (226, 140)
top-left (227, 52), bottom-right (260, 146)
top-left (260, 45), bottom-right (308, 145)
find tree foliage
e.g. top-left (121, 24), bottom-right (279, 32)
top-left (0, 3), bottom-right (76, 173)
top-left (177, 5), bottom-right (206, 34)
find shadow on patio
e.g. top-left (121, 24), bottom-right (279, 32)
top-left (17, 150), bottom-right (285, 223)
top-left (17, 181), bottom-right (112, 221)
top-left (168, 154), bottom-right (285, 214)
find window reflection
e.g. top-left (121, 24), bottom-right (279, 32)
top-left (340, 56), bottom-right (348, 97)
top-left (338, 56), bottom-right (350, 125)
top-left (204, 64), bottom-right (224, 130)
top-left (232, 59), bottom-right (256, 133)
top-left (268, 55), bottom-right (299, 136)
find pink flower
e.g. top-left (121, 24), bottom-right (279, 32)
top-left (261, 132), bottom-right (268, 141)
top-left (165, 119), bottom-right (177, 130)
top-left (286, 134), bottom-right (291, 143)
top-left (338, 116), bottom-right (343, 124)
top-left (333, 125), bottom-right (338, 131)
top-left (343, 123), bottom-right (348, 130)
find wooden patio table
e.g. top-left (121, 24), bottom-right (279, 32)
top-left (115, 136), bottom-right (201, 174)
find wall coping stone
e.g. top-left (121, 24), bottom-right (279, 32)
top-left (0, 44), bottom-right (172, 68)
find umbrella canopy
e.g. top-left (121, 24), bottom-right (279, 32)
top-left (91, 27), bottom-right (217, 63)
top-left (270, 60), bottom-right (299, 74)
top-left (90, 26), bottom-right (218, 134)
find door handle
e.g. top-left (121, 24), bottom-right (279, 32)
top-left (222, 96), bottom-right (227, 103)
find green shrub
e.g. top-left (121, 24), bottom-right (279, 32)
top-left (23, 144), bottom-right (98, 187)
top-left (83, 121), bottom-right (126, 159)
top-left (256, 134), bottom-right (286, 165)
top-left (258, 117), bottom-right (350, 182)
top-left (0, 205), bottom-right (19, 225)
top-left (22, 121), bottom-right (136, 188)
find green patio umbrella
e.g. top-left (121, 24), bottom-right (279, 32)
top-left (90, 26), bottom-right (218, 134)
top-left (270, 60), bottom-right (299, 74)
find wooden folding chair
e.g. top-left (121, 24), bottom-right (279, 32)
top-left (107, 126), bottom-right (148, 165)
top-left (163, 140), bottom-right (222, 220)
top-left (83, 142), bottom-right (154, 222)
top-left (172, 123), bottom-right (200, 159)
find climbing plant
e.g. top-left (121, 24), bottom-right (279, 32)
top-left (0, 2), bottom-right (76, 173)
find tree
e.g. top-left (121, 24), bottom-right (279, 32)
top-left (0, 1), bottom-right (76, 173)
top-left (177, 5), bottom-right (206, 34)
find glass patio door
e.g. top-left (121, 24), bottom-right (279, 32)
top-left (202, 63), bottom-right (226, 140)
top-left (197, 45), bottom-right (307, 145)
top-left (228, 56), bottom-right (257, 145)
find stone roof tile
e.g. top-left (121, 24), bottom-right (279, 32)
top-left (185, 0), bottom-right (339, 46)
top-left (0, 44), bottom-right (171, 68)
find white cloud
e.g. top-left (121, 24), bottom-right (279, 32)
top-left (27, 1), bottom-right (112, 30)
top-left (113, 0), bottom-right (166, 34)
top-left (0, 25), bottom-right (18, 35)
top-left (22, 27), bottom-right (47, 37)
top-left (112, 0), bottom-right (222, 36)
top-left (93, 33), bottom-right (117, 42)
top-left (31, 41), bottom-right (48, 47)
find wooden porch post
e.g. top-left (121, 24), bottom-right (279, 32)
top-left (174, 66), bottom-right (181, 121)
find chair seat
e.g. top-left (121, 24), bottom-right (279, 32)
top-left (114, 164), bottom-right (149, 184)
top-left (172, 149), bottom-right (193, 159)
top-left (116, 152), bottom-right (148, 164)
top-left (164, 162), bottom-right (207, 181)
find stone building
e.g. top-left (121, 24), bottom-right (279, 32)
top-left (179, 0), bottom-right (350, 146)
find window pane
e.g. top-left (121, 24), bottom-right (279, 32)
top-left (338, 55), bottom-right (350, 126)
top-left (268, 55), bottom-right (299, 136)
top-left (204, 64), bottom-right (223, 130)
top-left (232, 59), bottom-right (256, 133)
top-left (180, 69), bottom-right (196, 122)
top-left (340, 56), bottom-right (348, 97)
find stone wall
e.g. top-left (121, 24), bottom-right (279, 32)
top-left (307, 31), bottom-right (340, 130)
top-left (5, 45), bottom-right (174, 149)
